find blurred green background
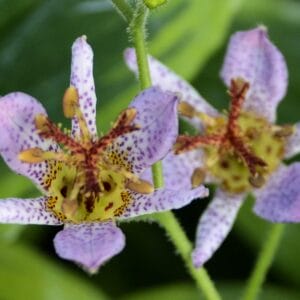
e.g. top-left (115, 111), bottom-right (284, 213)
top-left (0, 0), bottom-right (300, 299)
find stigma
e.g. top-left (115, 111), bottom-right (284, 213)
top-left (18, 86), bottom-right (154, 222)
top-left (176, 78), bottom-right (293, 193)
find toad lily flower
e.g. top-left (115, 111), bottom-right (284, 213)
top-left (125, 26), bottom-right (300, 267)
top-left (0, 36), bottom-right (208, 273)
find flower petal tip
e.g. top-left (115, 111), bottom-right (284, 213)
top-left (254, 163), bottom-right (300, 223)
top-left (191, 250), bottom-right (206, 268)
top-left (124, 48), bottom-right (137, 71)
top-left (54, 222), bottom-right (125, 273)
top-left (220, 26), bottom-right (288, 121)
top-left (72, 35), bottom-right (93, 58)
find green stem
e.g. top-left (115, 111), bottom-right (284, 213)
top-left (242, 224), bottom-right (285, 300)
top-left (128, 2), bottom-right (221, 299)
top-left (154, 211), bottom-right (222, 300)
top-left (130, 2), bottom-right (152, 90)
top-left (111, 0), bottom-right (133, 22)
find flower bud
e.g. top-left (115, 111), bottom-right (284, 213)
top-left (144, 0), bottom-right (167, 9)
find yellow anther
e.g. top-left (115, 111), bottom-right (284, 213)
top-left (126, 179), bottom-right (154, 194)
top-left (196, 112), bottom-right (218, 127)
top-left (113, 107), bottom-right (138, 129)
top-left (178, 101), bottom-right (197, 118)
top-left (62, 198), bottom-right (78, 219)
top-left (273, 125), bottom-right (295, 138)
top-left (191, 167), bottom-right (206, 188)
top-left (18, 148), bottom-right (67, 163)
top-left (249, 173), bottom-right (265, 188)
top-left (63, 86), bottom-right (79, 118)
top-left (35, 114), bottom-right (50, 133)
top-left (18, 148), bottom-right (47, 163)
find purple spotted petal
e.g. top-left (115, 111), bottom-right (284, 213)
top-left (284, 122), bottom-right (300, 159)
top-left (0, 92), bottom-right (58, 189)
top-left (141, 150), bottom-right (204, 190)
top-left (71, 36), bottom-right (97, 137)
top-left (109, 87), bottom-right (179, 174)
top-left (192, 189), bottom-right (244, 267)
top-left (124, 48), bottom-right (218, 129)
top-left (119, 185), bottom-right (208, 219)
top-left (0, 197), bottom-right (61, 225)
top-left (54, 221), bottom-right (125, 274)
top-left (254, 163), bottom-right (300, 222)
top-left (162, 150), bottom-right (205, 190)
top-left (220, 26), bottom-right (288, 122)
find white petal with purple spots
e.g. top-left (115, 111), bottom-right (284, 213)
top-left (162, 150), bottom-right (205, 190)
top-left (124, 48), bottom-right (218, 129)
top-left (220, 26), bottom-right (288, 122)
top-left (0, 197), bottom-right (61, 225)
top-left (0, 92), bottom-right (58, 190)
top-left (284, 122), bottom-right (300, 159)
top-left (71, 36), bottom-right (97, 137)
top-left (141, 150), bottom-right (205, 190)
top-left (254, 163), bottom-right (300, 222)
top-left (109, 87), bottom-right (179, 174)
top-left (54, 221), bottom-right (125, 274)
top-left (192, 189), bottom-right (244, 267)
top-left (119, 185), bottom-right (208, 219)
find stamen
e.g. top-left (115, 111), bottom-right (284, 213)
top-left (35, 114), bottom-right (51, 134)
top-left (249, 173), bottom-right (265, 188)
top-left (178, 101), bottom-right (216, 126)
top-left (178, 101), bottom-right (197, 118)
top-left (126, 179), bottom-right (154, 194)
top-left (18, 148), bottom-right (45, 163)
top-left (63, 86), bottom-right (78, 118)
top-left (191, 167), bottom-right (206, 188)
top-left (62, 198), bottom-right (78, 219)
top-left (18, 148), bottom-right (67, 163)
top-left (273, 125), bottom-right (295, 138)
top-left (62, 85), bottom-right (91, 142)
top-left (112, 107), bottom-right (138, 129)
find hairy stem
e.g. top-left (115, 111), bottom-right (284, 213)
top-left (242, 224), bottom-right (285, 300)
top-left (154, 211), bottom-right (222, 300)
top-left (127, 2), bottom-right (222, 299)
top-left (130, 2), bottom-right (152, 90)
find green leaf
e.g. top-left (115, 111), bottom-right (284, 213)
top-left (0, 244), bottom-right (109, 300)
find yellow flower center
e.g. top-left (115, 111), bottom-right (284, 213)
top-left (204, 112), bottom-right (285, 193)
top-left (177, 78), bottom-right (293, 194)
top-left (19, 86), bottom-right (153, 223)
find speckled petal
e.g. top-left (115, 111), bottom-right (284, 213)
top-left (141, 150), bottom-right (205, 190)
top-left (254, 163), bottom-right (300, 222)
top-left (119, 185), bottom-right (208, 219)
top-left (54, 221), bottom-right (125, 274)
top-left (0, 92), bottom-right (58, 189)
top-left (284, 122), bottom-right (300, 159)
top-left (192, 189), bottom-right (244, 267)
top-left (109, 87), bottom-right (179, 174)
top-left (71, 36), bottom-right (97, 137)
top-left (162, 150), bottom-right (205, 189)
top-left (0, 197), bottom-right (61, 225)
top-left (220, 26), bottom-right (288, 122)
top-left (124, 48), bottom-right (218, 129)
